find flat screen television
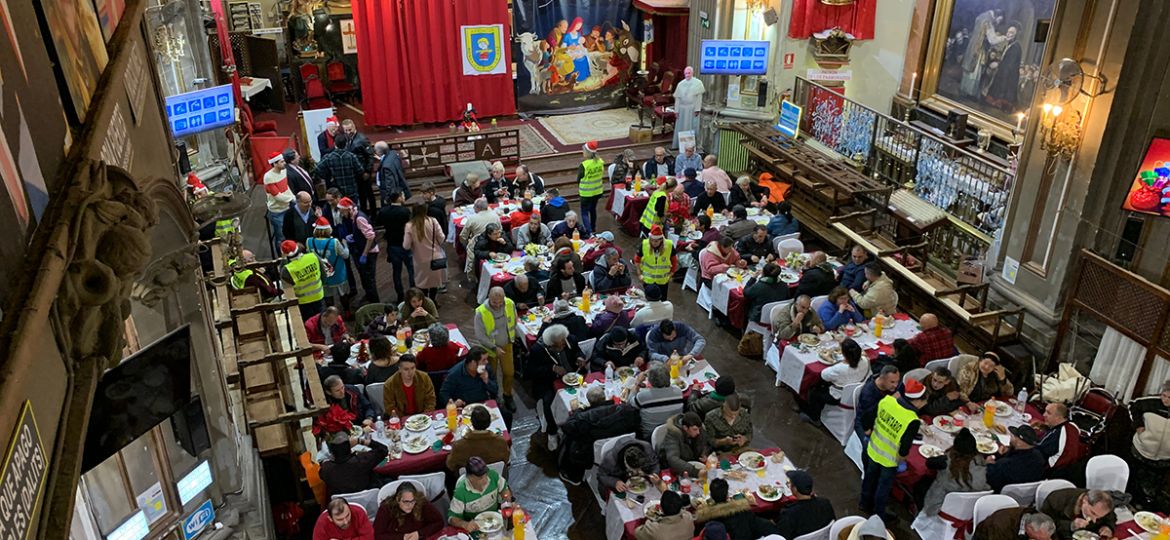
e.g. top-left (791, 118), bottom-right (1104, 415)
top-left (164, 84), bottom-right (236, 139)
top-left (699, 40), bottom-right (770, 76)
top-left (82, 325), bottom-right (192, 472)
top-left (1121, 136), bottom-right (1170, 218)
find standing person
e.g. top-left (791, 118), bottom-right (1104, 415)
top-left (855, 365), bottom-right (901, 443)
top-left (373, 141), bottom-right (409, 204)
top-left (264, 152), bottom-right (295, 256)
top-left (529, 324), bottom-right (586, 447)
top-left (634, 226), bottom-right (677, 300)
top-left (316, 134), bottom-right (365, 203)
top-left (1129, 381), bottom-right (1170, 510)
top-left (304, 217), bottom-right (350, 309)
top-left (284, 191), bottom-right (322, 245)
top-left (473, 287), bottom-right (518, 412)
top-left (402, 204), bottom-right (446, 301)
top-left (860, 378), bottom-right (928, 524)
top-left (638, 177), bottom-right (670, 236)
top-left (283, 149), bottom-right (316, 201)
top-left (337, 197), bottom-right (381, 304)
top-left (317, 116), bottom-right (340, 157)
top-left (420, 182), bottom-right (447, 226)
top-left (672, 67), bottom-right (706, 149)
top-left (641, 147), bottom-right (676, 179)
top-left (577, 140), bottom-right (605, 233)
top-left (376, 191), bottom-right (414, 303)
top-left (280, 240), bottom-right (325, 321)
top-left (341, 119), bottom-right (375, 213)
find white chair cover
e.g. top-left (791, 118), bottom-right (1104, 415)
top-left (683, 265), bottom-right (700, 292)
top-left (923, 358), bottom-right (951, 372)
top-left (332, 490), bottom-right (380, 520)
top-left (580, 338), bottom-right (598, 360)
top-left (829, 516), bottom-right (866, 540)
top-left (535, 398), bottom-right (547, 433)
top-left (749, 299), bottom-right (790, 355)
top-left (586, 434), bottom-right (636, 516)
top-left (911, 490), bottom-right (991, 540)
top-left (843, 431), bottom-right (864, 472)
top-left (809, 294), bottom-right (829, 313)
top-left (794, 521), bottom-right (833, 540)
top-left (948, 355), bottom-right (978, 379)
top-left (904, 368), bottom-right (930, 384)
top-left (400, 471), bottom-right (450, 518)
top-left (547, 220), bottom-right (565, 232)
top-left (511, 227), bottom-right (523, 247)
top-left (1000, 480), bottom-right (1045, 507)
top-left (1086, 454), bottom-right (1129, 492)
top-left (378, 479), bottom-right (426, 505)
top-left (823, 382), bottom-right (863, 446)
top-left (1035, 479), bottom-right (1076, 509)
top-left (772, 233), bottom-right (801, 257)
top-left (366, 383), bottom-right (385, 416)
top-left (972, 494), bottom-right (1018, 530)
top-left (697, 283), bottom-right (713, 318)
top-left (650, 424), bottom-right (669, 452)
top-left (777, 238), bottom-right (804, 259)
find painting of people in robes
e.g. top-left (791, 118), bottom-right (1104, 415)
top-left (928, 0), bottom-right (1055, 127)
top-left (512, 0), bottom-right (644, 114)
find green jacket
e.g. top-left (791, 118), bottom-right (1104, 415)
top-left (704, 407), bottom-right (752, 452)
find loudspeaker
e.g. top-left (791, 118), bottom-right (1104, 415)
top-left (171, 395), bottom-right (211, 456)
top-left (1114, 215), bottom-right (1144, 263)
top-left (757, 80), bottom-right (768, 107)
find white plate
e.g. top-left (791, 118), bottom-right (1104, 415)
top-left (932, 415), bottom-right (960, 433)
top-left (1134, 511), bottom-right (1166, 533)
top-left (627, 476), bottom-right (650, 494)
top-left (474, 511), bottom-right (504, 534)
top-left (780, 271), bottom-right (800, 284)
top-left (756, 484), bottom-right (783, 502)
top-left (738, 451), bottom-right (766, 471)
top-left (976, 440), bottom-right (998, 454)
top-left (643, 500), bottom-right (662, 520)
top-left (919, 444), bottom-right (944, 458)
top-left (404, 414), bottom-right (432, 432)
top-left (562, 373), bottom-right (583, 386)
top-left (403, 437), bottom-right (429, 454)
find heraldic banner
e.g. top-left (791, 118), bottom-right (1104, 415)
top-left (462, 24), bottom-right (506, 76)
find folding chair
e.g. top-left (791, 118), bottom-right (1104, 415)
top-left (683, 265), bottom-right (700, 292)
top-left (777, 238), bottom-right (804, 259)
top-left (1086, 454), bottom-right (1129, 492)
top-left (1000, 480), bottom-right (1044, 507)
top-left (747, 299), bottom-right (790, 356)
top-left (585, 434), bottom-right (635, 515)
top-left (331, 489), bottom-right (380, 520)
top-left (696, 283), bottom-right (714, 319)
top-left (650, 424), bottom-right (669, 452)
top-left (1035, 479), bottom-right (1075, 509)
top-left (911, 490), bottom-right (992, 540)
top-left (972, 494), bottom-right (1018, 530)
top-left (794, 522), bottom-right (833, 540)
top-left (904, 368), bottom-right (930, 384)
top-left (377, 479), bottom-right (425, 505)
top-left (579, 338), bottom-right (597, 359)
top-left (365, 383), bottom-right (385, 417)
top-left (772, 233), bottom-right (801, 256)
top-left (923, 358), bottom-right (951, 372)
top-left (829, 516), bottom-right (866, 539)
top-left (948, 354), bottom-right (978, 378)
top-left (823, 382), bottom-right (863, 446)
top-left (399, 471), bottom-right (450, 517)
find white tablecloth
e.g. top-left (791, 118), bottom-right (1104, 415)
top-left (604, 451), bottom-right (797, 540)
top-left (370, 403), bottom-right (508, 452)
top-left (240, 77), bottom-right (272, 101)
top-left (610, 188), bottom-right (646, 218)
top-left (550, 360), bottom-right (719, 427)
top-left (776, 320), bottom-right (921, 391)
top-left (917, 403), bottom-right (1032, 456)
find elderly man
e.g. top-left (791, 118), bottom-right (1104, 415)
top-left (473, 287), bottom-right (518, 411)
top-left (796, 251), bottom-right (837, 298)
top-left (907, 313), bottom-right (954, 364)
top-left (1039, 488), bottom-right (1116, 539)
top-left (772, 295), bottom-right (825, 341)
top-left (316, 134), bottom-right (365, 202)
top-left (974, 510), bottom-right (1056, 540)
top-left (373, 141), bottom-right (409, 204)
top-left (315, 375), bottom-right (377, 434)
top-left (320, 430), bottom-right (388, 496)
top-left (720, 205), bottom-right (756, 243)
top-left (838, 245), bottom-right (873, 292)
top-left (1037, 402), bottom-right (1082, 471)
top-left (736, 226), bottom-right (774, 265)
top-left (305, 306), bottom-right (348, 353)
top-left (317, 115), bottom-right (340, 156)
top-left (592, 248), bottom-right (632, 293)
top-left (503, 274), bottom-right (541, 310)
top-left (641, 146), bottom-right (676, 179)
top-left (454, 173), bottom-right (484, 207)
top-left (459, 198), bottom-right (501, 248)
top-left (635, 226), bottom-right (678, 299)
top-left (529, 324), bottom-right (586, 446)
top-left (860, 378), bottom-right (928, 523)
top-left (516, 214), bottom-right (552, 247)
top-left (283, 148), bottom-right (316, 199)
top-left (851, 263), bottom-right (898, 316)
top-left (577, 140), bottom-right (606, 233)
top-left (702, 154), bottom-right (733, 192)
top-left (550, 210), bottom-right (591, 241)
top-left (645, 319), bottom-right (706, 363)
top-left (284, 191), bottom-right (322, 244)
top-left (676, 144), bottom-right (703, 176)
top-left (987, 425), bottom-right (1048, 491)
top-left (312, 498), bottom-right (374, 540)
top-left (337, 197), bottom-right (380, 304)
top-left (513, 164), bottom-right (545, 196)
top-left (633, 366), bottom-right (685, 437)
top-left (693, 180), bottom-right (728, 216)
top-left (1130, 381), bottom-right (1170, 509)
top-left (264, 151), bottom-right (294, 255)
top-left (591, 295), bottom-right (633, 337)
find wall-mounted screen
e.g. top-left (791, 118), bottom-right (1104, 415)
top-left (165, 84), bottom-right (236, 138)
top-left (699, 40), bottom-right (770, 76)
top-left (1121, 136), bottom-right (1170, 218)
top-left (777, 100), bottom-right (802, 138)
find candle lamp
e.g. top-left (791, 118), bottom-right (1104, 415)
top-left (1038, 102), bottom-right (1081, 160)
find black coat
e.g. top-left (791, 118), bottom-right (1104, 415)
top-left (590, 332), bottom-right (647, 370)
top-left (425, 196), bottom-right (447, 226)
top-left (728, 184), bottom-right (770, 208)
top-left (283, 206), bottom-right (318, 245)
top-left (774, 497), bottom-right (836, 540)
top-left (545, 272), bottom-right (587, 300)
top-left (744, 278), bottom-right (792, 323)
top-left (319, 440), bottom-right (388, 497)
top-left (317, 130), bottom-right (336, 157)
top-left (528, 339), bottom-right (584, 389)
top-left (559, 402), bottom-right (641, 472)
top-left (641, 157), bottom-right (676, 179)
top-left (503, 279), bottom-right (540, 308)
top-left (472, 235), bottom-right (514, 266)
top-left (345, 132), bottom-right (373, 171)
top-left (694, 191), bottom-right (727, 215)
top-left (376, 151), bottom-right (410, 200)
top-left (286, 163), bottom-right (316, 199)
top-left (539, 314), bottom-right (590, 346)
top-left (796, 265), bottom-right (837, 298)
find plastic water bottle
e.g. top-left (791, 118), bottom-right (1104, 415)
top-left (374, 416), bottom-right (384, 433)
top-left (605, 364), bottom-right (614, 383)
top-left (1016, 389), bottom-right (1028, 413)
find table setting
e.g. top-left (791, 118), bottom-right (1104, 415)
top-left (447, 197), bottom-right (546, 247)
top-left (476, 240), bottom-right (601, 304)
top-left (775, 313), bottom-right (920, 397)
top-left (340, 324), bottom-right (470, 369)
top-left (371, 401), bottom-right (511, 477)
top-left (550, 358), bottom-right (719, 426)
top-left (1114, 511), bottom-right (1170, 539)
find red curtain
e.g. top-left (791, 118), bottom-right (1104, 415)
top-left (788, 0), bottom-right (875, 40)
top-left (645, 14), bottom-right (689, 70)
top-left (351, 0), bottom-right (516, 127)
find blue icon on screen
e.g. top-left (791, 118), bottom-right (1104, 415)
top-left (203, 112), bottom-right (217, 125)
top-left (756, 48), bottom-right (767, 57)
top-left (202, 96), bottom-right (216, 109)
top-left (717, 47), bottom-right (729, 56)
top-left (218, 109), bottom-right (232, 121)
top-left (716, 60), bottom-right (727, 69)
top-left (217, 93), bottom-right (230, 105)
top-left (743, 48), bottom-right (754, 57)
top-left (727, 60), bottom-right (739, 69)
top-left (175, 119), bottom-right (188, 131)
top-left (753, 60), bottom-right (765, 70)
top-left (173, 102), bottom-right (187, 115)
top-left (189, 116), bottom-right (202, 128)
top-left (705, 47), bottom-right (716, 56)
top-left (703, 60), bottom-right (715, 69)
top-left (730, 47), bottom-right (741, 57)
top-left (188, 99), bottom-right (202, 112)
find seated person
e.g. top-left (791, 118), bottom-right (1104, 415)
top-left (512, 164), bottom-right (545, 196)
top-left (383, 354), bottom-right (436, 417)
top-left (523, 255), bottom-right (550, 283)
top-left (923, 429), bottom-right (990, 518)
top-left (772, 294), bottom-right (825, 341)
top-left (448, 457), bottom-right (511, 533)
top-left (318, 342), bottom-right (364, 386)
top-left (693, 180), bottom-right (728, 216)
top-left (659, 412), bottom-right (710, 478)
top-left (313, 498), bottom-right (374, 540)
top-left (591, 327), bottom-right (647, 371)
top-left (774, 470), bottom-right (836, 539)
top-left (447, 405), bottom-right (510, 471)
top-left (959, 352), bottom-right (1015, 402)
top-left (552, 237), bottom-right (584, 275)
top-left (645, 320), bottom-right (706, 363)
top-left (907, 313), bottom-right (955, 364)
top-left (799, 338), bottom-right (870, 425)
top-left (582, 231), bottom-right (622, 270)
top-left (398, 288), bottom-right (439, 331)
top-left (986, 425), bottom-right (1048, 492)
top-left (681, 167), bottom-right (704, 198)
top-left (316, 376), bottom-right (377, 434)
top-left (530, 324), bottom-right (586, 443)
top-left (688, 376), bottom-right (749, 419)
top-left (363, 336), bottom-right (398, 385)
top-left (728, 175), bottom-right (769, 210)
top-left (766, 201), bottom-right (799, 237)
top-left (364, 303), bottom-right (401, 338)
top-left (973, 510), bottom-right (1057, 540)
top-left (591, 295), bottom-right (633, 338)
top-left (373, 482), bottom-right (445, 540)
top-left (1036, 403), bottom-right (1085, 475)
top-left (550, 210), bottom-right (590, 240)
top-left (515, 214), bottom-right (553, 247)
top-left (704, 394), bottom-right (752, 453)
top-left (736, 225), bottom-right (774, 265)
top-left (634, 490), bottom-right (694, 540)
top-left (414, 323), bottom-right (461, 373)
top-left (472, 223), bottom-right (514, 269)
top-left (540, 187), bottom-right (570, 223)
top-left (539, 299), bottom-right (590, 341)
top-left (633, 366), bottom-right (685, 438)
top-left (744, 263), bottom-right (792, 323)
top-left (438, 347), bottom-right (500, 407)
top-left (1039, 488), bottom-right (1116, 539)
top-left (699, 237), bottom-right (745, 285)
top-left (591, 248), bottom-right (633, 293)
top-left (795, 251), bottom-right (837, 298)
top-left (319, 431), bottom-right (388, 496)
top-left (819, 286), bottom-right (866, 331)
top-left (920, 366), bottom-right (966, 416)
top-left (720, 205), bottom-right (757, 243)
top-left (694, 478), bottom-right (779, 540)
top-left (630, 284), bottom-right (674, 327)
top-left (503, 274), bottom-right (542, 311)
top-left (508, 198), bottom-right (539, 228)
top-left (598, 438), bottom-right (664, 496)
top-left (306, 306), bottom-right (348, 358)
top-left (544, 255), bottom-right (586, 299)
top-left (850, 263), bottom-right (898, 316)
top-left (838, 245), bottom-right (873, 293)
top-left (559, 386), bottom-right (641, 484)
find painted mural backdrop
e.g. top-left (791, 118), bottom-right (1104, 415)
top-left (512, 0), bottom-right (644, 114)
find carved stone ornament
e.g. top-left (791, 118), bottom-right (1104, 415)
top-left (131, 245), bottom-right (202, 308)
top-left (56, 161), bottom-right (158, 372)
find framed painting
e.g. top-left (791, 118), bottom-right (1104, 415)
top-left (920, 0), bottom-right (1059, 138)
top-left (41, 0), bottom-right (109, 123)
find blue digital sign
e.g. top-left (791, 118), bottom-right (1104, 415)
top-left (165, 84), bottom-right (236, 138)
top-left (699, 40), bottom-right (770, 76)
top-left (777, 100), bottom-right (803, 138)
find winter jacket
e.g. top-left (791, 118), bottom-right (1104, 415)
top-left (383, 371), bottom-right (436, 417)
top-left (694, 498), bottom-right (778, 540)
top-left (795, 264), bottom-right (837, 298)
top-left (850, 274), bottom-right (898, 316)
top-left (743, 277), bottom-right (792, 323)
top-left (921, 455), bottom-right (990, 516)
top-left (635, 511), bottom-right (695, 540)
top-left (699, 243), bottom-right (742, 281)
top-left (1131, 395), bottom-right (1170, 460)
top-left (704, 407), bottom-right (752, 453)
top-left (957, 361), bottom-right (1014, 402)
top-left (598, 439), bottom-right (659, 491)
top-left (659, 414), bottom-right (710, 477)
top-left (590, 332), bottom-right (647, 370)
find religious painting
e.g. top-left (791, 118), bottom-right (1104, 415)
top-left (42, 0), bottom-right (109, 122)
top-left (921, 0), bottom-right (1057, 136)
top-left (512, 0), bottom-right (644, 114)
top-left (92, 0), bottom-right (126, 42)
top-left (339, 18), bottom-right (357, 54)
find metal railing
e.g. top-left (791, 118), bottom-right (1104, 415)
top-left (791, 77), bottom-right (1014, 237)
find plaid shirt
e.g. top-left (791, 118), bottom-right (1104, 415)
top-left (908, 326), bottom-right (955, 363)
top-left (316, 149), bottom-right (364, 200)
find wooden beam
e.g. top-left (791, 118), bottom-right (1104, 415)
top-left (235, 347), bottom-right (316, 368)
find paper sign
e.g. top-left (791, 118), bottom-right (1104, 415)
top-left (678, 131), bottom-right (696, 151)
top-left (777, 100), bottom-right (802, 138)
top-left (136, 482), bottom-right (168, 523)
top-left (1001, 256), bottom-right (1020, 284)
top-left (302, 107), bottom-right (335, 162)
top-left (807, 69), bottom-right (852, 82)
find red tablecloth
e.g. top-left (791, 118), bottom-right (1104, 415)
top-left (373, 400), bottom-right (512, 478)
top-left (1115, 514), bottom-right (1166, 537)
top-left (620, 196), bottom-right (649, 236)
top-left (621, 448), bottom-right (795, 540)
top-left (452, 205), bottom-right (515, 257)
top-left (723, 261), bottom-right (804, 329)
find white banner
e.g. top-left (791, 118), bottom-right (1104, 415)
top-left (461, 24), bottom-right (506, 76)
top-left (807, 68), bottom-right (852, 82)
top-left (301, 107), bottom-right (334, 162)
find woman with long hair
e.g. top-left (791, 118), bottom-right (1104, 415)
top-left (304, 217), bottom-right (350, 309)
top-left (402, 204), bottom-right (446, 301)
top-left (373, 482), bottom-right (444, 540)
top-left (921, 428), bottom-right (989, 516)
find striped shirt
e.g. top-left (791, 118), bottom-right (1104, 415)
top-left (633, 387), bottom-right (685, 437)
top-left (448, 469), bottom-right (508, 522)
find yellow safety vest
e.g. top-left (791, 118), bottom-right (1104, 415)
top-left (476, 298), bottom-right (516, 342)
top-left (640, 239), bottom-right (674, 285)
top-left (867, 395), bottom-right (918, 467)
top-left (231, 269), bottom-right (271, 291)
top-left (639, 190), bottom-right (668, 230)
top-left (215, 219), bottom-right (235, 238)
top-left (284, 253), bottom-right (324, 304)
top-left (579, 157), bottom-right (605, 198)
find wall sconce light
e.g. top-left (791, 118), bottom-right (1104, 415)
top-left (1039, 102), bottom-right (1081, 160)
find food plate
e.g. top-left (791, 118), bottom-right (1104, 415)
top-left (688, 231), bottom-right (703, 240)
top-left (738, 451), bottom-right (767, 471)
top-left (757, 484), bottom-right (782, 502)
top-left (798, 334), bottom-right (820, 346)
top-left (690, 497), bottom-right (712, 510)
top-left (404, 414), bottom-right (432, 432)
top-left (986, 400), bottom-right (1013, 417)
top-left (474, 511), bottom-right (504, 533)
top-left (403, 436), bottom-right (429, 454)
top-left (727, 267), bottom-right (748, 279)
top-left (933, 415), bottom-right (960, 433)
top-left (491, 253), bottom-right (510, 263)
top-left (562, 373), bottom-right (583, 386)
top-left (919, 444), bottom-right (944, 458)
top-left (779, 270), bottom-right (800, 284)
top-left (627, 476), bottom-right (650, 494)
top-left (818, 350), bottom-right (844, 365)
top-left (615, 366), bottom-right (636, 380)
top-left (976, 439), bottom-right (998, 454)
top-left (1070, 531), bottom-right (1099, 540)
top-left (643, 500), bottom-right (663, 520)
top-left (1135, 511), bottom-right (1166, 533)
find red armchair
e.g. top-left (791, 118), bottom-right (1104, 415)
top-left (326, 61), bottom-right (357, 101)
top-left (626, 62), bottom-right (662, 108)
top-left (299, 63), bottom-right (332, 109)
top-left (639, 70), bottom-right (678, 126)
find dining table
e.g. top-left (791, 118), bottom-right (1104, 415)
top-left (475, 240), bottom-right (599, 304)
top-left (447, 197), bottom-right (544, 255)
top-left (515, 290), bottom-right (646, 345)
top-left (1113, 512), bottom-right (1168, 539)
top-left (549, 359), bottom-right (719, 427)
top-left (607, 186), bottom-right (650, 236)
top-left (344, 323), bottom-right (470, 367)
top-left (607, 447), bottom-right (798, 540)
top-left (371, 400), bottom-right (511, 478)
top-left (433, 522), bottom-right (539, 540)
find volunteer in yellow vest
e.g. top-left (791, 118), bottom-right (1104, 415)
top-left (634, 225), bottom-right (678, 301)
top-left (639, 176), bottom-right (670, 236)
top-left (215, 217), bottom-right (238, 239)
top-left (860, 377), bottom-right (927, 523)
top-left (473, 286), bottom-right (518, 412)
top-left (279, 240), bottom-right (325, 321)
top-left (229, 249), bottom-right (281, 300)
top-left (577, 140), bottom-right (605, 234)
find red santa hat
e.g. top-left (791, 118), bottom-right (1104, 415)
top-left (656, 175), bottom-right (667, 186)
top-left (583, 140), bottom-right (599, 153)
top-left (314, 217), bottom-right (331, 230)
top-left (325, 116), bottom-right (340, 126)
top-left (267, 151), bottom-right (285, 165)
top-left (649, 225), bottom-right (664, 239)
top-left (280, 240), bottom-right (299, 256)
top-left (903, 378), bottom-right (926, 399)
top-left (185, 171), bottom-right (204, 189)
top-left (337, 197), bottom-right (356, 210)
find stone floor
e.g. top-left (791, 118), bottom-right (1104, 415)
top-left (241, 188), bottom-right (917, 539)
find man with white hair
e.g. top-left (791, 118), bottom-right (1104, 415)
top-left (473, 287), bottom-right (518, 411)
top-left (675, 144), bottom-right (703, 175)
top-left (701, 154), bottom-right (733, 192)
top-left (973, 510), bottom-right (1056, 540)
top-left (516, 213), bottom-right (552, 247)
top-left (374, 140), bottom-right (408, 204)
top-left (459, 197), bottom-right (501, 248)
top-left (317, 115), bottom-right (340, 156)
top-left (529, 323), bottom-right (586, 447)
top-left (550, 210), bottom-right (590, 241)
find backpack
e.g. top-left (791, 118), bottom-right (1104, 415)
top-left (308, 238), bottom-right (337, 278)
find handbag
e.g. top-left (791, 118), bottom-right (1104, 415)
top-left (309, 239), bottom-right (337, 278)
top-left (429, 221), bottom-right (448, 270)
top-left (737, 331), bottom-right (763, 358)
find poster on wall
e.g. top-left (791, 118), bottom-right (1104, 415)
top-left (511, 0), bottom-right (644, 114)
top-left (1121, 137), bottom-right (1170, 218)
top-left (340, 19), bottom-right (357, 54)
top-left (42, 0), bottom-right (109, 122)
top-left (461, 24), bottom-right (506, 75)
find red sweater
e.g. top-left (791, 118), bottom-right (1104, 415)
top-left (416, 342), bottom-right (462, 373)
top-left (312, 505), bottom-right (374, 540)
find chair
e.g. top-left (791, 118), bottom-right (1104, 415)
top-left (452, 187), bottom-right (460, 202)
top-left (829, 516), bottom-right (866, 539)
top-left (809, 294), bottom-right (829, 313)
top-left (400, 471), bottom-right (450, 517)
top-left (640, 70), bottom-right (678, 126)
top-left (426, 370), bottom-right (447, 390)
top-left (354, 303), bottom-right (387, 334)
top-left (904, 368), bottom-right (930, 384)
top-left (326, 61), bottom-right (356, 100)
top-left (352, 383), bottom-right (365, 397)
top-left (366, 383), bottom-right (385, 416)
top-left (458, 460), bottom-right (507, 479)
top-left (911, 490), bottom-right (992, 540)
top-left (579, 338), bottom-right (597, 359)
top-left (546, 220), bottom-right (565, 232)
top-left (651, 105), bottom-right (677, 134)
top-left (683, 265), bottom-right (700, 292)
top-left (696, 283), bottom-right (714, 319)
top-left (626, 62), bottom-right (662, 107)
top-left (585, 433), bottom-right (635, 515)
top-left (535, 398), bottom-right (547, 433)
top-left (777, 238), bottom-right (805, 259)
top-left (972, 494), bottom-right (1018, 530)
top-left (1074, 387), bottom-right (1117, 442)
top-left (1000, 480), bottom-right (1045, 507)
top-left (794, 522), bottom-right (833, 540)
top-left (299, 63), bottom-right (332, 109)
top-left (377, 478), bottom-right (425, 504)
top-left (823, 382), bottom-right (863, 445)
top-left (948, 354), bottom-right (978, 378)
top-left (650, 424), bottom-right (668, 452)
top-left (746, 299), bottom-right (790, 355)
top-left (923, 358), bottom-right (951, 372)
top-left (772, 233), bottom-right (800, 255)
top-left (1086, 454), bottom-right (1129, 492)
top-left (332, 489), bottom-right (380, 520)
top-left (511, 227), bottom-right (523, 247)
top-left (1034, 479), bottom-right (1075, 509)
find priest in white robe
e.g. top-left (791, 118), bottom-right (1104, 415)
top-left (672, 66), bottom-right (705, 149)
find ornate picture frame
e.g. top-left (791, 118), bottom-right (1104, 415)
top-left (739, 75), bottom-right (760, 96)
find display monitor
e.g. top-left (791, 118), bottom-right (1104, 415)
top-left (1122, 136), bottom-right (1170, 218)
top-left (699, 40), bottom-right (770, 76)
top-left (777, 100), bottom-right (802, 138)
top-left (165, 84), bottom-right (236, 138)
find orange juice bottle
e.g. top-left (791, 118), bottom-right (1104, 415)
top-left (633, 174), bottom-right (642, 192)
top-left (580, 287), bottom-right (592, 312)
top-left (446, 400), bottom-right (457, 431)
top-left (873, 311), bottom-right (885, 338)
top-left (512, 506), bottom-right (526, 540)
top-left (706, 206), bottom-right (714, 219)
top-left (396, 327), bottom-right (407, 353)
top-left (983, 402), bottom-right (996, 428)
